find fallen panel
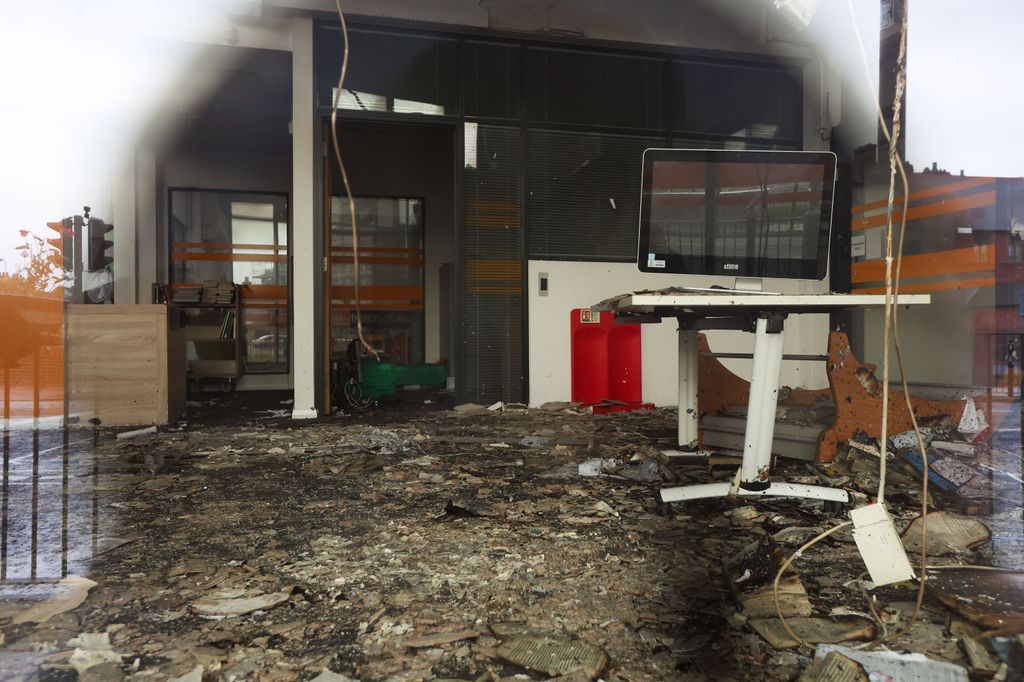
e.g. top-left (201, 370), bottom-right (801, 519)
top-left (926, 567), bottom-right (1024, 632)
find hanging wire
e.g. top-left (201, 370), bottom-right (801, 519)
top-left (331, 0), bottom-right (380, 360)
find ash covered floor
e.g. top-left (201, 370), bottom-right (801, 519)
top-left (1, 403), bottom-right (1022, 680)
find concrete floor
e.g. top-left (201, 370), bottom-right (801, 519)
top-left (0, 402), bottom-right (1021, 680)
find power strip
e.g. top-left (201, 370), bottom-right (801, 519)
top-left (850, 503), bottom-right (915, 586)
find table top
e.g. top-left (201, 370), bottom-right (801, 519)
top-left (598, 290), bottom-right (931, 316)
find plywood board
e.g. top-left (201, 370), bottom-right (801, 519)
top-left (67, 305), bottom-right (176, 426)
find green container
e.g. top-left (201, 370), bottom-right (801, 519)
top-left (357, 361), bottom-right (447, 400)
top-left (358, 360), bottom-right (397, 400)
top-left (393, 363), bottom-right (448, 388)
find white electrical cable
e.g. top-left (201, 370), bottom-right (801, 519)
top-left (331, 0), bottom-right (379, 361)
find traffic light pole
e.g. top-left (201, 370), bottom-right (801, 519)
top-left (71, 216), bottom-right (84, 304)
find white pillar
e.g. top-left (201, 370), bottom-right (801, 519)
top-left (135, 150), bottom-right (157, 305)
top-left (111, 150), bottom-right (137, 303)
top-left (290, 16), bottom-right (318, 419)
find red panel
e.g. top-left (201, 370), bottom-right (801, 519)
top-left (570, 309), bottom-right (643, 406)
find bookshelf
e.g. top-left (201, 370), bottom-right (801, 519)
top-left (155, 282), bottom-right (243, 389)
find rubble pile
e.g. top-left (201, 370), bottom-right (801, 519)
top-left (0, 403), bottom-right (1021, 680)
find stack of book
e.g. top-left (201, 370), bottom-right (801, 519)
top-left (202, 281), bottom-right (235, 305)
top-left (170, 284), bottom-right (203, 304)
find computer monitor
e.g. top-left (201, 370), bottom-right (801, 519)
top-left (637, 148), bottom-right (837, 283)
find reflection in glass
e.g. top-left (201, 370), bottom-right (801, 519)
top-left (330, 197), bottom-right (424, 365)
top-left (169, 191), bottom-right (289, 374)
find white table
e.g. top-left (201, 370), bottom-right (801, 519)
top-left (598, 292), bottom-right (931, 504)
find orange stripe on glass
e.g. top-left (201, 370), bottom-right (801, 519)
top-left (853, 276), bottom-right (995, 295)
top-left (851, 177), bottom-right (995, 215)
top-left (331, 303), bottom-right (425, 311)
top-left (851, 244), bottom-right (995, 284)
top-left (852, 190), bottom-right (995, 232)
top-left (466, 259), bottom-right (522, 281)
top-left (171, 252), bottom-right (287, 263)
top-left (328, 255), bottom-right (423, 266)
top-left (330, 286), bottom-right (424, 301)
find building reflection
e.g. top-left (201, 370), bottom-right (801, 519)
top-left (0, 428), bottom-right (106, 583)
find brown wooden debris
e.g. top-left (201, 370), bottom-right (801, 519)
top-left (401, 628), bottom-right (482, 648)
top-left (797, 651), bottom-right (869, 682)
top-left (741, 577), bottom-right (813, 619)
top-left (926, 568), bottom-right (1024, 633)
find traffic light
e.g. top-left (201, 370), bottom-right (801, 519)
top-left (87, 218), bottom-right (113, 272)
top-left (44, 218), bottom-right (73, 274)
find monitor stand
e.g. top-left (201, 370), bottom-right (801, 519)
top-left (733, 277), bottom-right (763, 292)
top-left (674, 277), bottom-right (780, 296)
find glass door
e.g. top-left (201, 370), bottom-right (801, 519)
top-left (329, 197), bottom-right (425, 364)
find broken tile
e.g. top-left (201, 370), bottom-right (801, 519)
top-left (496, 634), bottom-right (608, 679)
top-left (748, 616), bottom-right (876, 649)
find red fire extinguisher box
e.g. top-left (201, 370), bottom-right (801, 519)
top-left (570, 308), bottom-right (647, 409)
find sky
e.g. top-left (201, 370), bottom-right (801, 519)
top-left (905, 0), bottom-right (1024, 178)
top-left (0, 0), bottom-right (236, 275)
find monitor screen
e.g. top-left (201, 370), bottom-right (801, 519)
top-left (637, 149), bottom-right (837, 280)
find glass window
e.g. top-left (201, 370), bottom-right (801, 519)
top-left (318, 27), bottom-right (458, 116)
top-left (524, 47), bottom-right (664, 129)
top-left (463, 41), bottom-right (520, 120)
top-left (462, 125), bottom-right (524, 404)
top-left (526, 130), bottom-right (664, 260)
top-left (670, 60), bottom-right (802, 142)
top-left (169, 190), bottom-right (289, 374)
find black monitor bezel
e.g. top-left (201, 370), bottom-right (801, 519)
top-left (636, 148), bottom-right (838, 280)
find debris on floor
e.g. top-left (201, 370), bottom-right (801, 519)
top-left (811, 644), bottom-right (970, 681)
top-left (8, 576), bottom-right (97, 625)
top-left (901, 511), bottom-right (991, 555)
top-left (748, 616), bottom-right (876, 650)
top-left (0, 401), bottom-right (1021, 680)
top-left (926, 567), bottom-right (1024, 633)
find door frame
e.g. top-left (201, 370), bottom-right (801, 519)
top-left (317, 116), bottom-right (460, 414)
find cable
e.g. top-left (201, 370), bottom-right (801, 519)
top-left (845, 0), bottom-right (931, 645)
top-left (330, 0), bottom-right (380, 361)
top-left (772, 521), bottom-right (854, 649)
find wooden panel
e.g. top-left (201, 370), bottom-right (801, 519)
top-left (66, 305), bottom-right (173, 426)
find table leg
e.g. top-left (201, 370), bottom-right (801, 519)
top-left (678, 326), bottom-right (699, 450)
top-left (658, 315), bottom-right (848, 506)
top-left (740, 316), bottom-right (784, 487)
